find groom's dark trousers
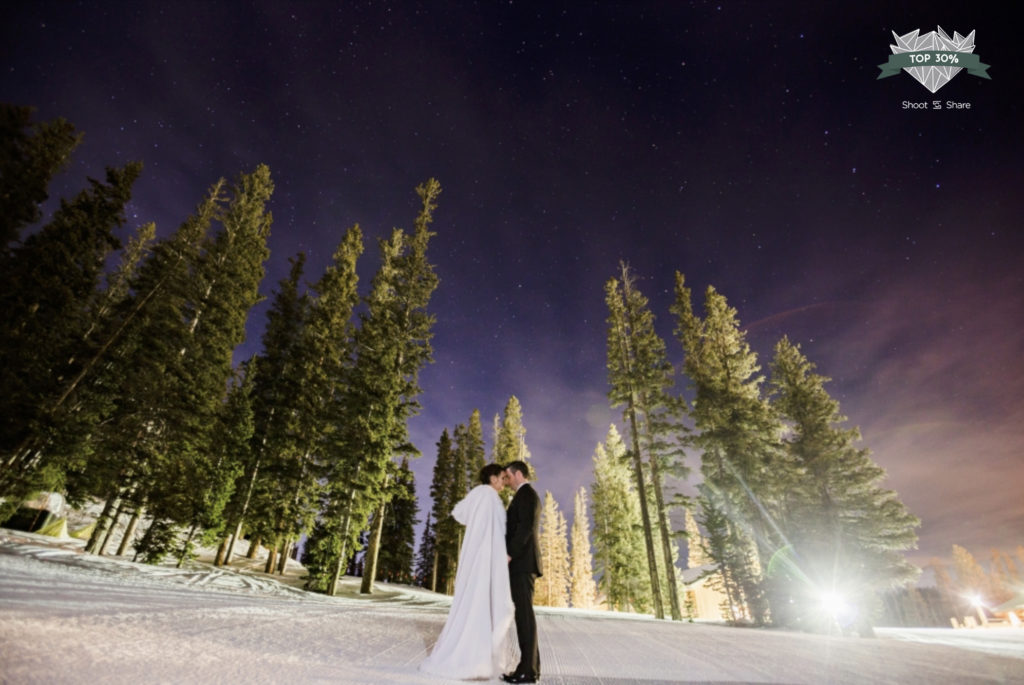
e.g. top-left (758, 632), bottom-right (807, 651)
top-left (506, 482), bottom-right (543, 679)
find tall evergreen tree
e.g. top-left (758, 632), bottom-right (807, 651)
top-left (536, 491), bottom-right (570, 607)
top-left (351, 179), bottom-right (441, 595)
top-left (684, 505), bottom-right (711, 568)
top-left (494, 396), bottom-right (531, 468)
top-left (136, 165), bottom-right (273, 562)
top-left (605, 263), bottom-right (685, 620)
top-left (490, 413), bottom-right (501, 462)
top-left (427, 428), bottom-right (459, 593)
top-left (74, 177), bottom-right (225, 555)
top-left (414, 512), bottom-right (436, 588)
top-left (671, 272), bottom-right (783, 624)
top-left (570, 487), bottom-right (598, 609)
top-left (224, 253), bottom-right (310, 567)
top-left (0, 160), bottom-right (142, 514)
top-left (174, 362), bottom-right (254, 566)
top-left (273, 225), bottom-right (363, 578)
top-left (0, 104), bottom-right (82, 250)
top-left (768, 336), bottom-right (919, 627)
top-left (590, 424), bottom-right (651, 612)
top-left (375, 457), bottom-right (419, 584)
top-left (697, 483), bottom-right (755, 622)
top-left (462, 410), bottom-right (486, 492)
top-left (950, 545), bottom-right (989, 599)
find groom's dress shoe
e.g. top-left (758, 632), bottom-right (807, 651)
top-left (501, 674), bottom-right (538, 684)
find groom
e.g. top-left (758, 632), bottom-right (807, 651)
top-left (503, 460), bottom-right (542, 684)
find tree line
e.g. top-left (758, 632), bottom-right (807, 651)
top-left (3, 105), bottom-right (924, 625)
top-left (0, 106), bottom-right (438, 595)
top-left (600, 260), bottom-right (921, 630)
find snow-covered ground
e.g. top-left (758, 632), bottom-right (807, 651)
top-left (1, 530), bottom-right (1022, 684)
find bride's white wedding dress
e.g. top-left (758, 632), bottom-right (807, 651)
top-left (419, 484), bottom-right (519, 680)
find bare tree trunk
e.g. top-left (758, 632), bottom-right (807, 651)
top-left (328, 511), bottom-right (353, 597)
top-left (98, 498), bottom-right (127, 556)
top-left (176, 523), bottom-right (198, 568)
top-left (264, 541), bottom-right (277, 573)
top-left (613, 265), bottom-right (665, 619)
top-left (626, 402), bottom-right (664, 618)
top-left (276, 537), bottom-right (291, 575)
top-left (246, 536), bottom-right (261, 559)
top-left (430, 548), bottom-right (438, 592)
top-left (133, 516), bottom-right (160, 562)
top-left (224, 520), bottom-right (245, 565)
top-left (643, 418), bottom-right (682, 620)
top-left (328, 475), bottom-right (360, 597)
top-left (360, 499), bottom-right (387, 594)
top-left (86, 495), bottom-right (119, 555)
top-left (116, 508), bottom-right (142, 556)
top-left (214, 535), bottom-right (230, 566)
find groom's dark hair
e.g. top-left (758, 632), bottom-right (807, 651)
top-left (505, 460), bottom-right (530, 478)
top-left (479, 463), bottom-right (504, 485)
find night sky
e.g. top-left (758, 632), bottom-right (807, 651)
top-left (4, 2), bottom-right (1021, 568)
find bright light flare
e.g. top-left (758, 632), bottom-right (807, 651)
top-left (819, 591), bottom-right (849, 617)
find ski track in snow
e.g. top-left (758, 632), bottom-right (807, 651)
top-left (2, 534), bottom-right (1023, 684)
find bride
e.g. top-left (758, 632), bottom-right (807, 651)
top-left (420, 464), bottom-right (519, 680)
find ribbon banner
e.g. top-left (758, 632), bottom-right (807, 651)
top-left (878, 52), bottom-right (991, 79)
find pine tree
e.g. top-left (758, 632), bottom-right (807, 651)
top-left (495, 396), bottom-right (531, 468)
top-left (490, 413), bottom-right (501, 462)
top-left (671, 273), bottom-right (783, 625)
top-left (375, 457), bottom-right (419, 584)
top-left (41, 219), bottom-right (156, 522)
top-left (175, 362), bottom-right (254, 566)
top-left (684, 505), bottom-right (711, 568)
top-left (225, 253), bottom-right (310, 567)
top-left (590, 424), bottom-right (651, 612)
top-left (569, 487), bottom-right (598, 609)
top-left (536, 491), bottom-right (570, 607)
top-left (136, 165), bottom-right (273, 562)
top-left (414, 513), bottom-right (436, 588)
top-left (605, 263), bottom-right (686, 620)
top-left (76, 176), bottom-right (225, 556)
top-left (427, 428), bottom-right (457, 593)
top-left (768, 336), bottom-right (919, 625)
top-left (988, 549), bottom-right (1016, 604)
top-left (696, 484), bottom-right (750, 622)
top-left (463, 410), bottom-right (486, 492)
top-left (0, 161), bottom-right (142, 511)
top-left (451, 423), bottom-right (471, 506)
top-left (274, 224), bottom-right (363, 580)
top-left (348, 179), bottom-right (441, 595)
top-left (950, 545), bottom-right (989, 599)
top-left (0, 104), bottom-right (82, 250)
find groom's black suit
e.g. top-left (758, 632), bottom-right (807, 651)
top-left (506, 482), bottom-right (542, 680)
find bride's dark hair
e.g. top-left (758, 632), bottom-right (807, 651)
top-left (479, 463), bottom-right (504, 485)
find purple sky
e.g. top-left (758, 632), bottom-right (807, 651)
top-left (4, 1), bottom-right (1021, 568)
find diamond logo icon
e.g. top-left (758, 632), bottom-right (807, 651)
top-left (878, 27), bottom-right (991, 92)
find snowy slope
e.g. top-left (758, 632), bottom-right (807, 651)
top-left (1, 532), bottom-right (1022, 684)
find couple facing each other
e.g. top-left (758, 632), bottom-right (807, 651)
top-left (420, 460), bottom-right (542, 683)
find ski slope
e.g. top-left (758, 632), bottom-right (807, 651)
top-left (1, 532), bottom-right (1021, 684)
